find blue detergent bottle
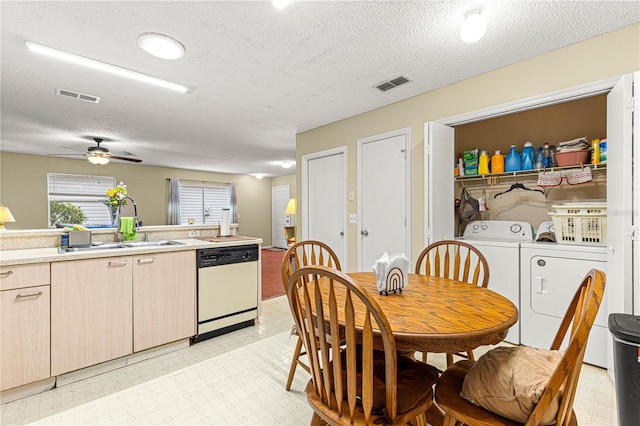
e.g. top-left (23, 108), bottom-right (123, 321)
top-left (505, 145), bottom-right (522, 172)
top-left (522, 142), bottom-right (534, 170)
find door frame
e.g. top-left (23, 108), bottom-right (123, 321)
top-left (426, 76), bottom-right (620, 248)
top-left (301, 146), bottom-right (348, 266)
top-left (357, 127), bottom-right (412, 271)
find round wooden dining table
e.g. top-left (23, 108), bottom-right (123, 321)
top-left (331, 272), bottom-right (518, 355)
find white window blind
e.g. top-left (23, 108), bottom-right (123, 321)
top-left (179, 181), bottom-right (230, 225)
top-left (48, 173), bottom-right (115, 226)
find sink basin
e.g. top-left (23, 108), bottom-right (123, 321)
top-left (58, 243), bottom-right (126, 253)
top-left (58, 240), bottom-right (184, 253)
top-left (124, 240), bottom-right (185, 247)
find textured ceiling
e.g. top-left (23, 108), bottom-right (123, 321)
top-left (1, 1), bottom-right (639, 177)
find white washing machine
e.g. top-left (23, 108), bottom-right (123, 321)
top-left (520, 241), bottom-right (607, 367)
top-left (458, 220), bottom-right (535, 344)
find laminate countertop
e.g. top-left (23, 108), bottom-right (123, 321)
top-left (0, 236), bottom-right (263, 267)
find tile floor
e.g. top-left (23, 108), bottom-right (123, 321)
top-left (1, 296), bottom-right (618, 425)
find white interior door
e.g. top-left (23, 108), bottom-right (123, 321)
top-left (425, 122), bottom-right (455, 245)
top-left (358, 129), bottom-right (410, 271)
top-left (271, 185), bottom-right (290, 249)
top-left (302, 148), bottom-right (347, 267)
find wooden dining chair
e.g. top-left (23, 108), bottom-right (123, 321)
top-left (414, 240), bottom-right (489, 366)
top-left (288, 265), bottom-right (439, 425)
top-left (434, 269), bottom-right (606, 426)
top-left (281, 240), bottom-right (342, 391)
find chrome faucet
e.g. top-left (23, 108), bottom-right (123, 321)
top-left (118, 196), bottom-right (138, 230)
top-left (112, 228), bottom-right (124, 243)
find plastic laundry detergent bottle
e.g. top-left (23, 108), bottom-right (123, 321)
top-left (505, 145), bottom-right (521, 172)
top-left (491, 150), bottom-right (504, 173)
top-left (521, 142), bottom-right (534, 170)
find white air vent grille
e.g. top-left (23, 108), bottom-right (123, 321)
top-left (374, 75), bottom-right (412, 92)
top-left (56, 88), bottom-right (100, 103)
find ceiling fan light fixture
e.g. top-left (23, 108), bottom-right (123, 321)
top-left (138, 33), bottom-right (186, 60)
top-left (88, 154), bottom-right (110, 165)
top-left (460, 5), bottom-right (487, 43)
top-left (25, 40), bottom-right (189, 93)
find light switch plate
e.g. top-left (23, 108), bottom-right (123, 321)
top-left (188, 230), bottom-right (200, 237)
top-left (349, 214), bottom-right (357, 224)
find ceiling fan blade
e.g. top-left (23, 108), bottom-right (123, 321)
top-left (48, 153), bottom-right (87, 157)
top-left (59, 145), bottom-right (87, 153)
top-left (110, 155), bottom-right (143, 163)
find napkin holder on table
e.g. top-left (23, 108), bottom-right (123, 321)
top-left (372, 252), bottom-right (410, 295)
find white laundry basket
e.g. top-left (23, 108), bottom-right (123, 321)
top-left (549, 203), bottom-right (607, 246)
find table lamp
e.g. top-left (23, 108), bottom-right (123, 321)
top-left (0, 205), bottom-right (16, 230)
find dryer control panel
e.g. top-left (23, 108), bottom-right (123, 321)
top-left (462, 220), bottom-right (534, 241)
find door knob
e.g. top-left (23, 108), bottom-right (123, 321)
top-left (340, 231), bottom-right (344, 236)
top-left (361, 230), bottom-right (369, 236)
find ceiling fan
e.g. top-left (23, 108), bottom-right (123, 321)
top-left (50, 138), bottom-right (142, 165)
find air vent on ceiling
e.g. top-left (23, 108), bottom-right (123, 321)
top-left (374, 75), bottom-right (412, 92)
top-left (56, 88), bottom-right (100, 103)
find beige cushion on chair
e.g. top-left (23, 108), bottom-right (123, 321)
top-left (460, 346), bottom-right (564, 425)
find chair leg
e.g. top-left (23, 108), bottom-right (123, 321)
top-left (310, 412), bottom-right (323, 426)
top-left (466, 349), bottom-right (475, 361)
top-left (420, 351), bottom-right (428, 363)
top-left (446, 353), bottom-right (454, 367)
top-left (286, 337), bottom-right (304, 391)
top-left (443, 413), bottom-right (458, 426)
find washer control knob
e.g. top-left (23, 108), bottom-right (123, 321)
top-left (481, 224), bottom-right (488, 230)
top-left (510, 224), bottom-right (522, 234)
top-left (472, 224), bottom-right (479, 231)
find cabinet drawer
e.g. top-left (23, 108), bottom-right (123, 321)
top-left (0, 263), bottom-right (50, 291)
top-left (1, 285), bottom-right (51, 390)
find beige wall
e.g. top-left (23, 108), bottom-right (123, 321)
top-left (0, 152), bottom-right (273, 244)
top-left (272, 174), bottom-right (296, 193)
top-left (296, 24), bottom-right (640, 272)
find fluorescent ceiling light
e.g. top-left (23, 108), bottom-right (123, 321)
top-left (272, 0), bottom-right (292, 10)
top-left (138, 33), bottom-right (186, 60)
top-left (88, 154), bottom-right (110, 165)
top-left (25, 40), bottom-right (189, 93)
top-left (460, 5), bottom-right (487, 44)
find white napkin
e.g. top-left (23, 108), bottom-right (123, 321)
top-left (372, 252), bottom-right (410, 294)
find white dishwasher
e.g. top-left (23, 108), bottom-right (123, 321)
top-left (193, 244), bottom-right (259, 343)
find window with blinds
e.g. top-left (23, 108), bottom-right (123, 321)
top-left (47, 173), bottom-right (115, 227)
top-left (179, 181), bottom-right (231, 225)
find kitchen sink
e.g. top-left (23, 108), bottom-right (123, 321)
top-left (123, 240), bottom-right (185, 247)
top-left (58, 240), bottom-right (184, 253)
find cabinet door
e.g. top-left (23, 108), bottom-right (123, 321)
top-left (133, 251), bottom-right (196, 352)
top-left (51, 257), bottom-right (133, 375)
top-left (1, 286), bottom-right (50, 390)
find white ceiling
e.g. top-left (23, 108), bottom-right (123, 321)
top-left (1, 1), bottom-right (639, 177)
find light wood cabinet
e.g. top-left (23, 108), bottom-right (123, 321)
top-left (1, 284), bottom-right (50, 391)
top-left (51, 256), bottom-right (133, 376)
top-left (0, 263), bottom-right (50, 291)
top-left (133, 251), bottom-right (196, 352)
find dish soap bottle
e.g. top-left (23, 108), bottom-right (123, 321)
top-left (457, 154), bottom-right (465, 177)
top-left (478, 150), bottom-right (490, 175)
top-left (491, 150), bottom-right (504, 174)
top-left (521, 142), bottom-right (534, 170)
top-left (505, 145), bottom-right (521, 172)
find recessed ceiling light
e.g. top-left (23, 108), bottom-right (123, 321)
top-left (138, 33), bottom-right (186, 60)
top-left (281, 161), bottom-right (293, 169)
top-left (25, 40), bottom-right (189, 93)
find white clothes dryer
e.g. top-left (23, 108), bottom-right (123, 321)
top-left (458, 220), bottom-right (535, 344)
top-left (520, 242), bottom-right (607, 367)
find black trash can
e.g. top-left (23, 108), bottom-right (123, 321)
top-left (608, 313), bottom-right (640, 426)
